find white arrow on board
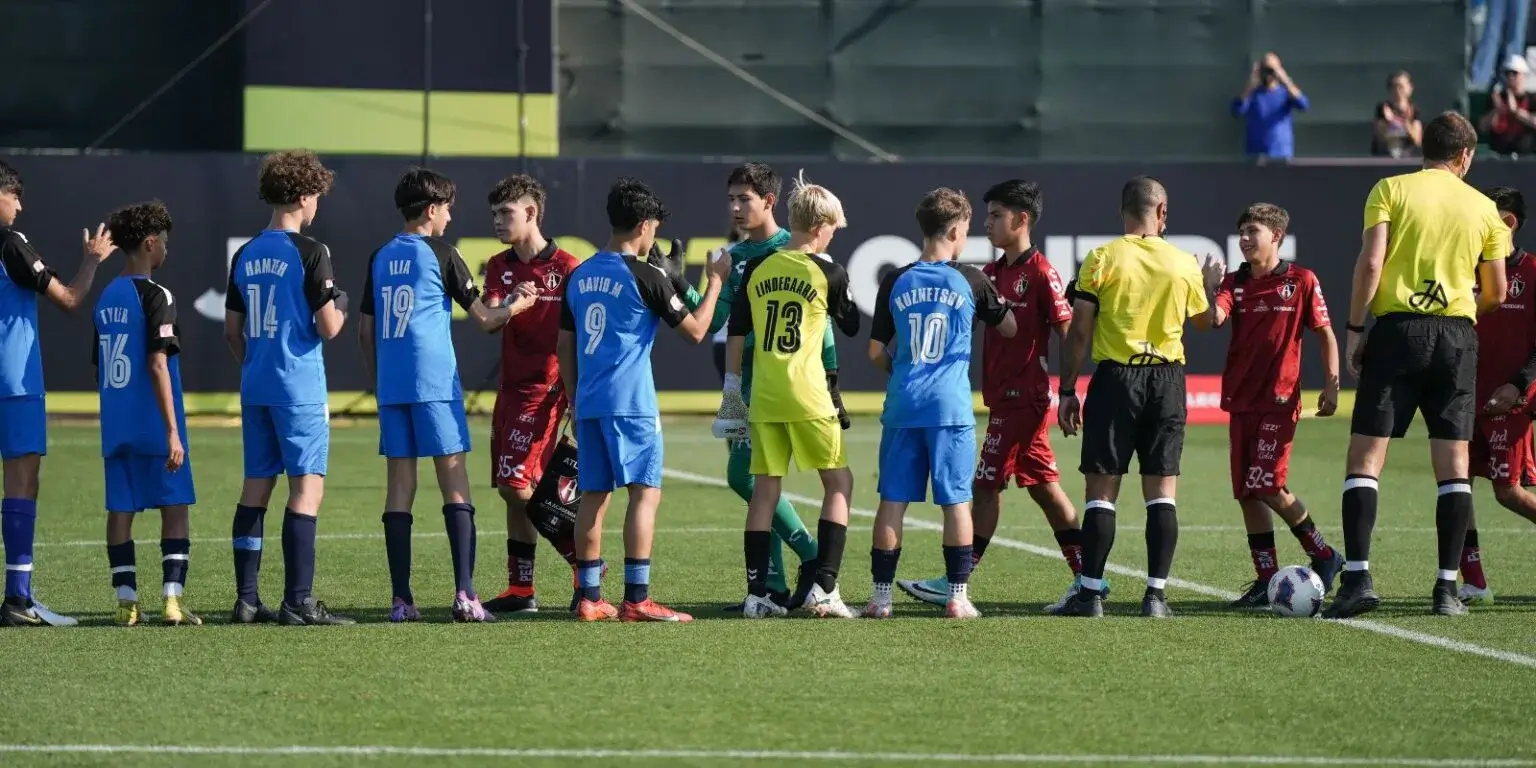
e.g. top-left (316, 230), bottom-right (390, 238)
top-left (194, 237), bottom-right (250, 321)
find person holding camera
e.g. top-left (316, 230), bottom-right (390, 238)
top-left (1232, 52), bottom-right (1310, 162)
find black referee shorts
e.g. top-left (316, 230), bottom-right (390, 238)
top-left (1351, 313), bottom-right (1477, 440)
top-left (1080, 362), bottom-right (1187, 477)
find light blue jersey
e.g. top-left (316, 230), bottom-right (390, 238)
top-left (560, 251), bottom-right (689, 419)
top-left (0, 228), bottom-right (53, 398)
top-left (362, 233), bottom-right (480, 406)
top-left (226, 230), bottom-right (339, 406)
top-left (94, 276), bottom-right (188, 456)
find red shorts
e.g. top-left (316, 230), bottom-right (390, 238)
top-left (1228, 412), bottom-right (1297, 499)
top-left (1471, 412), bottom-right (1536, 487)
top-left (974, 405), bottom-right (1060, 490)
top-left (489, 387), bottom-right (567, 490)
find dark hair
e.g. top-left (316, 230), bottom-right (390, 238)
top-left (107, 200), bottom-right (173, 252)
top-left (1120, 175), bottom-right (1167, 217)
top-left (1388, 70), bottom-right (1411, 87)
top-left (606, 177), bottom-right (668, 232)
top-left (1422, 111), bottom-right (1478, 163)
top-left (488, 174), bottom-right (546, 225)
top-left (915, 188), bottom-right (972, 238)
top-left (0, 160), bottom-right (21, 197)
top-left (1237, 202), bottom-right (1290, 236)
top-left (982, 179), bottom-right (1043, 226)
top-left (395, 167), bottom-right (456, 220)
top-left (1487, 186), bottom-right (1527, 231)
top-left (258, 150), bottom-right (334, 205)
top-left (727, 162), bottom-right (781, 200)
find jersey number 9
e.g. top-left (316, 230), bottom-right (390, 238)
top-left (98, 333), bottom-right (131, 389)
top-left (379, 285), bottom-right (416, 340)
top-left (762, 299), bottom-right (803, 353)
top-left (583, 303), bottom-right (607, 355)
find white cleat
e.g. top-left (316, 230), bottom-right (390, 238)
top-left (944, 596), bottom-right (982, 619)
top-left (1459, 583), bottom-right (1494, 606)
top-left (741, 594), bottom-right (787, 619)
top-left (804, 583), bottom-right (855, 618)
top-left (861, 599), bottom-right (893, 619)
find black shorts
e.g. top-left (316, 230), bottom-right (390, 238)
top-left (1080, 362), bottom-right (1187, 477)
top-left (1351, 313), bottom-right (1477, 440)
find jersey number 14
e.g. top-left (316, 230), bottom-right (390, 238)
top-left (244, 284), bottom-right (279, 339)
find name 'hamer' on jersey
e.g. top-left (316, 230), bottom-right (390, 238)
top-left (1472, 248), bottom-right (1536, 486)
top-left (483, 241), bottom-right (580, 489)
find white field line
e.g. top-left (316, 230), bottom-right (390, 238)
top-left (0, 744), bottom-right (1532, 766)
top-left (661, 468), bottom-right (1536, 671)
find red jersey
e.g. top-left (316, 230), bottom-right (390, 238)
top-left (482, 242), bottom-right (580, 393)
top-left (1214, 261), bottom-right (1330, 414)
top-left (1475, 249), bottom-right (1536, 406)
top-left (980, 249), bottom-right (1072, 410)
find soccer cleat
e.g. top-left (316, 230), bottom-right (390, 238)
top-left (724, 589), bottom-right (789, 613)
top-left (452, 592), bottom-right (496, 623)
top-left (803, 583), bottom-right (854, 619)
top-left (115, 599), bottom-right (141, 627)
top-left (1140, 593), bottom-right (1174, 618)
top-left (1049, 591), bottom-right (1104, 618)
top-left (1322, 573), bottom-right (1380, 619)
top-left (162, 596), bottom-right (202, 626)
top-left (0, 597), bottom-right (77, 627)
top-left (786, 561), bottom-right (818, 611)
top-left (231, 599), bottom-right (279, 624)
top-left (620, 598), bottom-right (693, 623)
top-left (1229, 580), bottom-right (1271, 610)
top-left (278, 598), bottom-right (356, 626)
top-left (860, 599), bottom-right (893, 619)
top-left (1312, 550), bottom-right (1346, 594)
top-left (388, 597), bottom-right (420, 623)
top-left (741, 594), bottom-right (788, 619)
top-left (1432, 581), bottom-right (1468, 617)
top-left (1458, 583), bottom-right (1494, 605)
top-left (944, 596), bottom-right (981, 618)
top-left (897, 576), bottom-right (949, 607)
top-left (574, 598), bottom-right (618, 622)
top-left (482, 586), bottom-right (538, 615)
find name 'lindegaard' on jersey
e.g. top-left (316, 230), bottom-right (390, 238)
top-left (225, 229), bottom-right (340, 407)
top-left (361, 233), bottom-right (481, 406)
top-left (94, 275), bottom-right (188, 457)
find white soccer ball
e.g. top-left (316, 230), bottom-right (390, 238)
top-left (1267, 565), bottom-right (1325, 618)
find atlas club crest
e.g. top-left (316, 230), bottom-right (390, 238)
top-left (1277, 280), bottom-right (1297, 300)
top-left (1013, 276), bottom-right (1028, 297)
top-left (544, 271), bottom-right (563, 290)
top-left (1511, 275), bottom-right (1526, 299)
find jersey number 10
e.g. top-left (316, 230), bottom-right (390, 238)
top-left (907, 312), bottom-right (949, 365)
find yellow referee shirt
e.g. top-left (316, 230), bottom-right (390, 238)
top-left (1363, 168), bottom-right (1510, 321)
top-left (1075, 235), bottom-right (1208, 365)
top-left (728, 250), bottom-right (860, 422)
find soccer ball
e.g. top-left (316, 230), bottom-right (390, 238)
top-left (1266, 565), bottom-right (1325, 618)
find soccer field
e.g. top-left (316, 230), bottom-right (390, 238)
top-left (3, 415), bottom-right (1535, 767)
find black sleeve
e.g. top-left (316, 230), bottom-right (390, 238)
top-left (1, 232), bottom-right (56, 295)
top-left (819, 259), bottom-right (861, 337)
top-left (137, 280), bottom-right (181, 357)
top-left (630, 258), bottom-right (688, 328)
top-left (429, 237), bottom-right (481, 311)
top-left (359, 246), bottom-right (379, 316)
top-left (224, 243), bottom-right (247, 313)
top-left (959, 264), bottom-right (1010, 326)
top-left (728, 257), bottom-right (762, 336)
top-left (295, 235), bottom-right (340, 313)
top-left (869, 269), bottom-right (900, 345)
top-left (559, 281), bottom-right (576, 331)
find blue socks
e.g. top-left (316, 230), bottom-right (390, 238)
top-left (231, 504), bottom-right (265, 605)
top-left (576, 558), bottom-right (603, 602)
top-left (107, 540), bottom-right (136, 600)
top-left (442, 503), bottom-right (477, 596)
top-left (624, 558), bottom-right (651, 604)
top-left (281, 509), bottom-right (317, 606)
top-left (161, 538), bottom-right (190, 597)
top-left (2, 498), bottom-right (37, 600)
top-left (382, 511), bottom-right (414, 604)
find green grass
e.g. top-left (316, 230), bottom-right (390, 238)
top-left (4, 416), bottom-right (1536, 767)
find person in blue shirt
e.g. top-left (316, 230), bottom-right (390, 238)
top-left (360, 167), bottom-right (513, 624)
top-left (0, 160), bottom-right (115, 628)
top-left (94, 201), bottom-right (200, 627)
top-left (223, 150), bottom-right (352, 626)
top-left (865, 188), bottom-right (1015, 620)
top-left (1231, 52), bottom-right (1309, 161)
top-left (557, 177), bottom-right (729, 622)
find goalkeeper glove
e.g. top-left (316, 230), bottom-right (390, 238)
top-left (826, 369), bottom-right (851, 431)
top-left (712, 372), bottom-right (750, 440)
top-left (648, 238), bottom-right (691, 298)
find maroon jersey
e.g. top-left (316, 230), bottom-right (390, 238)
top-left (482, 242), bottom-right (580, 394)
top-left (1214, 261), bottom-right (1330, 414)
top-left (981, 249), bottom-right (1072, 410)
top-left (1475, 249), bottom-right (1536, 406)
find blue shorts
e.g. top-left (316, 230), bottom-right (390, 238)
top-left (379, 400), bottom-right (471, 459)
top-left (104, 453), bottom-right (196, 513)
top-left (242, 404), bottom-right (330, 478)
top-left (877, 425), bottom-right (977, 506)
top-left (0, 396), bottom-right (46, 459)
top-left (576, 416), bottom-right (662, 491)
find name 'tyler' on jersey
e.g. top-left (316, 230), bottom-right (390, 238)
top-left (94, 276), bottom-right (188, 457)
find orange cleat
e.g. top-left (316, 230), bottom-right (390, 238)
top-left (575, 598), bottom-right (618, 622)
top-left (620, 598), bottom-right (694, 623)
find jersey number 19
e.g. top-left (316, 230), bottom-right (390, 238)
top-left (378, 285), bottom-right (416, 340)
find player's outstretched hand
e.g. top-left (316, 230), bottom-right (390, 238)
top-left (649, 238), bottom-right (691, 296)
top-left (510, 281), bottom-right (539, 312)
top-left (332, 288), bottom-right (349, 315)
top-left (1200, 254), bottom-right (1225, 293)
top-left (1316, 379), bottom-right (1339, 417)
top-left (165, 433), bottom-right (185, 472)
top-left (1057, 393), bottom-right (1082, 437)
top-left (83, 223), bottom-right (115, 263)
top-left (707, 246), bottom-right (731, 283)
top-left (1485, 383), bottom-right (1523, 415)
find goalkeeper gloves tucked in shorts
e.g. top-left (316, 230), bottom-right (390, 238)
top-left (713, 372), bottom-right (750, 440)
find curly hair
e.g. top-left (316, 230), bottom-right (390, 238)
top-left (1237, 202), bottom-right (1290, 237)
top-left (107, 200), bottom-right (173, 252)
top-left (488, 174), bottom-right (547, 224)
top-left (0, 160), bottom-right (21, 197)
top-left (258, 150), bottom-right (335, 205)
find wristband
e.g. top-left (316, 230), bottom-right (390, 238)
top-left (1345, 323), bottom-right (1365, 333)
top-left (1058, 388), bottom-right (1076, 398)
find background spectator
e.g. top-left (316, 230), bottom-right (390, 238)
top-left (1232, 52), bottom-right (1309, 161)
top-left (1469, 0), bottom-right (1531, 90)
top-left (1480, 55), bottom-right (1536, 155)
top-left (1372, 70), bottom-right (1423, 157)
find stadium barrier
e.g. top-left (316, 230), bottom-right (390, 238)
top-left (10, 153), bottom-right (1521, 414)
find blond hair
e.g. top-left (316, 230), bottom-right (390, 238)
top-left (786, 169), bottom-right (847, 232)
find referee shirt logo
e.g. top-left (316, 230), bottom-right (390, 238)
top-left (1408, 279), bottom-right (1450, 312)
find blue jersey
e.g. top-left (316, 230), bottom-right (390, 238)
top-left (361, 234), bottom-right (480, 406)
top-left (94, 276), bottom-right (188, 457)
top-left (559, 251), bottom-right (689, 418)
top-left (871, 260), bottom-right (1009, 428)
top-left (225, 230), bottom-right (339, 406)
top-left (0, 229), bottom-right (57, 398)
